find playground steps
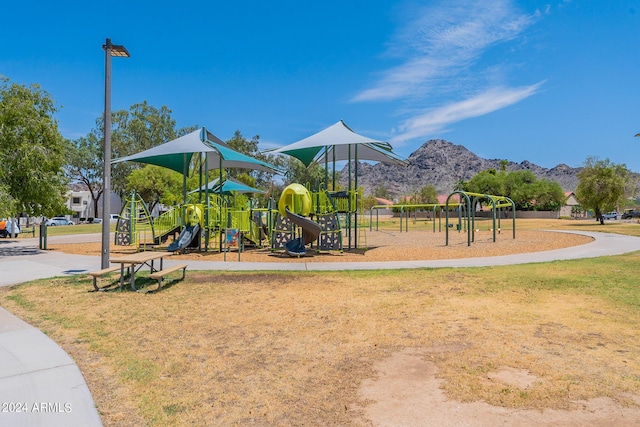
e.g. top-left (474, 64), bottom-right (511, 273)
top-left (357, 212), bottom-right (368, 250)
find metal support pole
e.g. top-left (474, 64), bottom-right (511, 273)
top-left (101, 38), bottom-right (129, 268)
top-left (101, 41), bottom-right (113, 269)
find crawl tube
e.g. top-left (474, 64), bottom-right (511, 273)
top-left (278, 183), bottom-right (311, 217)
top-left (185, 204), bottom-right (202, 226)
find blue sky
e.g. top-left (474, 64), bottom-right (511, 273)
top-left (2, 0), bottom-right (639, 172)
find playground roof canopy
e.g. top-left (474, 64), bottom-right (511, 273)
top-left (268, 120), bottom-right (408, 167)
top-left (113, 127), bottom-right (280, 175)
top-left (191, 177), bottom-right (265, 195)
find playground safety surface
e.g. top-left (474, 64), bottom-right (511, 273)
top-left (48, 229), bottom-right (594, 262)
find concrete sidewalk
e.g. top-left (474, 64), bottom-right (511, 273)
top-left (1, 230), bottom-right (640, 426)
top-left (0, 307), bottom-right (103, 427)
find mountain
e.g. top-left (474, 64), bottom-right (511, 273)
top-left (341, 139), bottom-right (581, 198)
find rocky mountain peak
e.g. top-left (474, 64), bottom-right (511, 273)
top-left (340, 139), bottom-right (581, 198)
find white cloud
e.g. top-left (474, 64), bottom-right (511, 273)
top-left (350, 0), bottom-right (545, 146)
top-left (390, 82), bottom-right (544, 145)
top-left (352, 0), bottom-right (537, 103)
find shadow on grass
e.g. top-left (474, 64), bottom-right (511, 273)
top-left (87, 275), bottom-right (184, 294)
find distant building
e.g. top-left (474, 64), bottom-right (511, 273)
top-left (559, 191), bottom-right (583, 218)
top-left (374, 197), bottom-right (394, 206)
top-left (65, 184), bottom-right (122, 221)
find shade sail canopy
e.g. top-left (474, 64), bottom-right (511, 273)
top-left (113, 127), bottom-right (281, 174)
top-left (315, 141), bottom-right (408, 166)
top-left (191, 177), bottom-right (265, 195)
top-left (268, 120), bottom-right (408, 167)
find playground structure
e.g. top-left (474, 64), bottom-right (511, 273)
top-left (445, 191), bottom-right (515, 246)
top-left (111, 122), bottom-right (405, 256)
top-left (114, 186), bottom-right (516, 257)
top-left (112, 181), bottom-right (364, 256)
top-left (369, 190), bottom-right (516, 247)
top-left (110, 123), bottom-right (516, 256)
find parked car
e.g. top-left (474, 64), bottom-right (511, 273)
top-left (45, 217), bottom-right (74, 226)
top-left (79, 217), bottom-right (102, 224)
top-left (602, 212), bottom-right (619, 220)
top-left (622, 210), bottom-right (640, 219)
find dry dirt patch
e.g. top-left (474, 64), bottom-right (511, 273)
top-left (358, 348), bottom-right (640, 426)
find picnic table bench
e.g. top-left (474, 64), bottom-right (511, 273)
top-left (108, 251), bottom-right (170, 291)
top-left (88, 252), bottom-right (188, 292)
top-left (149, 264), bottom-right (188, 290)
top-left (88, 266), bottom-right (122, 291)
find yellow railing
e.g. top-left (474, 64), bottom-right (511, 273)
top-left (309, 189), bottom-right (359, 214)
top-left (154, 207), bottom-right (183, 239)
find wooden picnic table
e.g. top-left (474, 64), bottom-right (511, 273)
top-left (109, 251), bottom-right (171, 291)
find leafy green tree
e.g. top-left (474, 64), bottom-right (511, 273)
top-left (65, 134), bottom-right (103, 217)
top-left (465, 167), bottom-right (564, 210)
top-left (622, 172), bottom-right (640, 203)
top-left (226, 130), bottom-right (279, 188)
top-left (67, 102), bottom-right (196, 211)
top-left (125, 165), bottom-right (183, 213)
top-left (463, 169), bottom-right (505, 196)
top-left (0, 77), bottom-right (68, 218)
top-left (531, 179), bottom-right (565, 211)
top-left (402, 185), bottom-right (438, 211)
top-left (575, 157), bottom-right (628, 222)
top-left (372, 184), bottom-right (389, 199)
top-left (362, 194), bottom-right (379, 210)
top-left (111, 102), bottom-right (197, 197)
top-left (418, 184), bottom-right (438, 204)
top-left (281, 157), bottom-right (326, 189)
top-left (504, 170), bottom-right (537, 210)
top-left (0, 183), bottom-right (17, 218)
top-left (453, 179), bottom-right (466, 191)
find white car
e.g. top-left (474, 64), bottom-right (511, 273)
top-left (45, 217), bottom-right (74, 226)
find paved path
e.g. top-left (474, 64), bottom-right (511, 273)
top-left (1, 230), bottom-right (639, 426)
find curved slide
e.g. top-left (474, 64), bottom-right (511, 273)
top-left (278, 183), bottom-right (322, 256)
top-left (284, 208), bottom-right (322, 256)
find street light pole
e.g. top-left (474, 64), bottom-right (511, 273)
top-left (101, 38), bottom-right (129, 269)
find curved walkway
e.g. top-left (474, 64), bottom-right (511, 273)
top-left (1, 230), bottom-right (639, 426)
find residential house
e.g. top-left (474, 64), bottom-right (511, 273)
top-left (559, 191), bottom-right (583, 218)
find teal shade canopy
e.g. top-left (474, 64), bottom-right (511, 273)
top-left (268, 120), bottom-right (408, 167)
top-left (113, 128), bottom-right (281, 174)
top-left (191, 177), bottom-right (265, 195)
